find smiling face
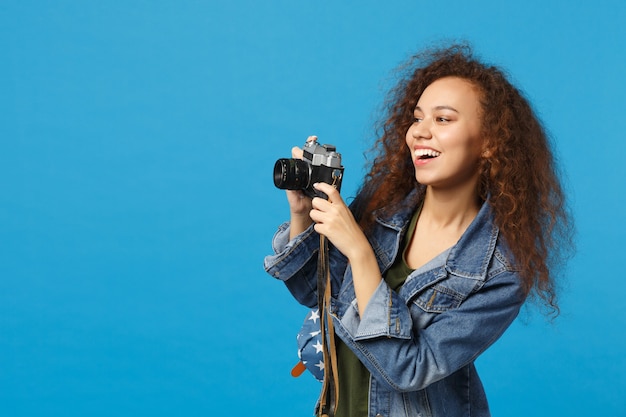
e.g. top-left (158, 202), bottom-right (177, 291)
top-left (405, 76), bottom-right (485, 193)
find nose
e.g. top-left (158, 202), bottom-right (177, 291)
top-left (410, 118), bottom-right (432, 140)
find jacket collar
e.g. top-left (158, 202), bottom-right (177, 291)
top-left (445, 200), bottom-right (499, 280)
top-left (374, 190), bottom-right (499, 281)
top-left (373, 188), bottom-right (421, 231)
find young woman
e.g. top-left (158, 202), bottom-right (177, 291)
top-left (264, 44), bottom-right (573, 417)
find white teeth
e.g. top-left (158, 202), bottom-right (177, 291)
top-left (414, 149), bottom-right (441, 158)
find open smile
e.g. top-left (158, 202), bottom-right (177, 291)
top-left (414, 148), bottom-right (441, 160)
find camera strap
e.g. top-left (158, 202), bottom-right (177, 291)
top-left (317, 234), bottom-right (340, 417)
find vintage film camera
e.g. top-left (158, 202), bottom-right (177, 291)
top-left (273, 140), bottom-right (344, 199)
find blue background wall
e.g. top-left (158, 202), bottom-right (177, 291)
top-left (2, 1), bottom-right (624, 415)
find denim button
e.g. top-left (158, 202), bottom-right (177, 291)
top-left (376, 414), bottom-right (384, 417)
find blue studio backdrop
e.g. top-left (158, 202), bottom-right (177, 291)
top-left (1, 1), bottom-right (625, 416)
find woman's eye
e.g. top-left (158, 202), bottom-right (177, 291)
top-left (413, 117), bottom-right (423, 123)
top-left (436, 117), bottom-right (450, 123)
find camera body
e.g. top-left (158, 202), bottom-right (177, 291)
top-left (273, 141), bottom-right (344, 199)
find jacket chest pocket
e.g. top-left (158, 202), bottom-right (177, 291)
top-left (408, 274), bottom-right (480, 314)
top-left (413, 284), bottom-right (464, 313)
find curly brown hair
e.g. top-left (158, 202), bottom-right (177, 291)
top-left (353, 43), bottom-right (574, 315)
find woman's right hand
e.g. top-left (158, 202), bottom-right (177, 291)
top-left (286, 136), bottom-right (317, 238)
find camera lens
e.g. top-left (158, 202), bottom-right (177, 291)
top-left (273, 158), bottom-right (310, 190)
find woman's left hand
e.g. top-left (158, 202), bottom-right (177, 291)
top-left (309, 182), bottom-right (369, 261)
top-left (310, 182), bottom-right (382, 316)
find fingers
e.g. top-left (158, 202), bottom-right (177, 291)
top-left (309, 200), bottom-right (335, 231)
top-left (309, 183), bottom-right (344, 225)
top-left (291, 136), bottom-right (318, 159)
top-left (309, 182), bottom-right (357, 255)
top-left (286, 189), bottom-right (307, 201)
top-left (291, 146), bottom-right (303, 159)
top-left (313, 182), bottom-right (341, 204)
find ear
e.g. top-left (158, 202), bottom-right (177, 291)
top-left (481, 140), bottom-right (494, 159)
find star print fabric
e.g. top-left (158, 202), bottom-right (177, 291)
top-left (296, 309), bottom-right (325, 382)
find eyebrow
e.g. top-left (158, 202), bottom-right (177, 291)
top-left (414, 105), bottom-right (459, 113)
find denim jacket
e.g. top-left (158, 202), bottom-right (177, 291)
top-left (264, 194), bottom-right (526, 417)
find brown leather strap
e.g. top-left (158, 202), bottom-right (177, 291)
top-left (317, 235), bottom-right (339, 417)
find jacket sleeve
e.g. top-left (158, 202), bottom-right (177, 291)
top-left (331, 261), bottom-right (525, 392)
top-left (264, 221), bottom-right (349, 308)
